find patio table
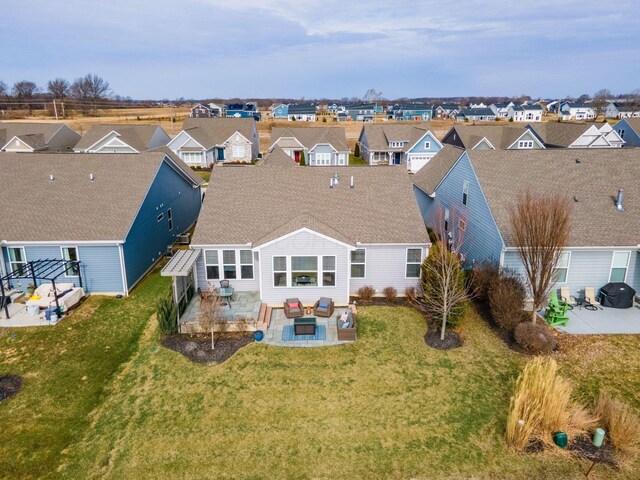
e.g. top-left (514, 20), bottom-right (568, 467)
top-left (294, 317), bottom-right (316, 335)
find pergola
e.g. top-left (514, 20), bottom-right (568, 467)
top-left (0, 259), bottom-right (82, 319)
top-left (161, 249), bottom-right (201, 323)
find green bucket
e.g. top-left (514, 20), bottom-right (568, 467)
top-left (553, 432), bottom-right (568, 448)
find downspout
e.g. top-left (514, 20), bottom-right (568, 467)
top-left (118, 243), bottom-right (129, 296)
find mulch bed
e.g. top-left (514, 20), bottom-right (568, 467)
top-left (568, 434), bottom-right (617, 467)
top-left (349, 296), bottom-right (410, 307)
top-left (424, 323), bottom-right (463, 350)
top-left (0, 375), bottom-right (23, 402)
top-left (162, 332), bottom-right (254, 364)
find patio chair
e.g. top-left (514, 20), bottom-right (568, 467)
top-left (583, 287), bottom-right (600, 311)
top-left (545, 291), bottom-right (569, 326)
top-left (220, 280), bottom-right (230, 289)
top-left (560, 287), bottom-right (577, 310)
top-left (283, 298), bottom-right (304, 319)
top-left (313, 297), bottom-right (334, 317)
top-left (548, 291), bottom-right (569, 314)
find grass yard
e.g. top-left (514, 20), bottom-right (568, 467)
top-left (0, 270), bottom-right (171, 479)
top-left (2, 270), bottom-right (639, 479)
top-left (349, 154), bottom-right (368, 165)
top-left (195, 170), bottom-right (211, 183)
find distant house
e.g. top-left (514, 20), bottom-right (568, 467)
top-left (0, 122), bottom-right (80, 153)
top-left (340, 104), bottom-right (376, 122)
top-left (509, 104), bottom-right (543, 122)
top-left (392, 104), bottom-right (433, 121)
top-left (526, 122), bottom-right (624, 148)
top-left (272, 104), bottom-right (289, 119)
top-left (489, 102), bottom-right (514, 119)
top-left (614, 118), bottom-right (640, 147)
top-left (259, 146), bottom-right (299, 167)
top-left (287, 103), bottom-right (317, 122)
top-left (606, 102), bottom-right (640, 119)
top-left (442, 124), bottom-right (545, 150)
top-left (191, 104), bottom-right (212, 118)
top-left (167, 118), bottom-right (260, 167)
top-left (412, 146), bottom-right (640, 300)
top-left (269, 127), bottom-right (349, 166)
top-left (455, 108), bottom-right (496, 122)
top-left (357, 123), bottom-right (442, 173)
top-left (327, 103), bottom-right (346, 114)
top-left (469, 102), bottom-right (487, 108)
top-left (186, 165), bottom-right (429, 305)
top-left (225, 103), bottom-right (260, 120)
top-left (0, 152), bottom-right (203, 296)
top-left (74, 124), bottom-right (171, 153)
top-left (559, 102), bottom-right (595, 121)
top-left (208, 103), bottom-right (223, 117)
top-left (433, 104), bottom-right (459, 120)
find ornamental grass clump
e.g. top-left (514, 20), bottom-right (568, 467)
top-left (593, 392), bottom-right (640, 462)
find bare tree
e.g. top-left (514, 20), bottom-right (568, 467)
top-left (593, 88), bottom-right (612, 119)
top-left (409, 207), bottom-right (471, 340)
top-left (0, 81), bottom-right (7, 97)
top-left (509, 190), bottom-right (572, 323)
top-left (12, 80), bottom-right (39, 114)
top-left (198, 291), bottom-right (224, 350)
top-left (47, 78), bottom-right (70, 100)
top-left (71, 74), bottom-right (111, 112)
top-left (362, 89), bottom-right (384, 102)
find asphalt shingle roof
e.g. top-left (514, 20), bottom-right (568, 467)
top-left (526, 122), bottom-right (602, 148)
top-left (412, 145), bottom-right (465, 195)
top-left (181, 117), bottom-right (255, 149)
top-left (0, 152), bottom-right (198, 242)
top-left (0, 122), bottom-right (77, 150)
top-left (270, 127), bottom-right (348, 152)
top-left (445, 125), bottom-right (532, 149)
top-left (74, 124), bottom-right (163, 151)
top-left (361, 123), bottom-right (434, 152)
top-left (191, 166), bottom-right (428, 246)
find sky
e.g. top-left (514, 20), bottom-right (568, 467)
top-left (1, 0), bottom-right (639, 100)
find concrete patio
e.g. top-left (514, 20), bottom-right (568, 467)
top-left (178, 291), bottom-right (261, 333)
top-left (261, 308), bottom-right (353, 347)
top-left (0, 302), bottom-right (60, 328)
top-left (556, 302), bottom-right (640, 334)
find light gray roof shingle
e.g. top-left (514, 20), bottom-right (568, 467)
top-left (74, 124), bottom-right (164, 151)
top-left (361, 123), bottom-right (434, 152)
top-left (466, 149), bottom-right (640, 247)
top-left (191, 166), bottom-right (428, 246)
top-left (445, 125), bottom-right (532, 149)
top-left (259, 146), bottom-right (298, 168)
top-left (412, 145), bottom-right (465, 195)
top-left (0, 152), bottom-right (196, 242)
top-left (270, 127), bottom-right (348, 152)
top-left (526, 122), bottom-right (601, 148)
top-left (0, 122), bottom-right (79, 151)
top-left (181, 117), bottom-right (256, 149)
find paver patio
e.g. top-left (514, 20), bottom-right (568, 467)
top-left (262, 307), bottom-right (353, 347)
top-left (556, 302), bottom-right (640, 334)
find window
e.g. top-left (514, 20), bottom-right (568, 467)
top-left (61, 247), bottom-right (80, 277)
top-left (205, 250), bottom-right (219, 280)
top-left (157, 213), bottom-right (164, 222)
top-left (617, 129), bottom-right (625, 139)
top-left (232, 145), bottom-right (245, 158)
top-left (273, 256), bottom-right (287, 287)
top-left (167, 208), bottom-right (173, 231)
top-left (180, 151), bottom-right (203, 164)
top-left (518, 140), bottom-right (534, 148)
top-left (322, 256), bottom-right (336, 286)
top-left (406, 248), bottom-right (422, 278)
top-left (8, 247), bottom-right (27, 276)
top-left (444, 208), bottom-right (450, 231)
top-left (315, 153), bottom-right (331, 165)
top-left (350, 249), bottom-right (366, 278)
top-left (552, 252), bottom-right (570, 283)
top-left (610, 251), bottom-right (630, 282)
top-left (462, 180), bottom-right (469, 205)
top-left (337, 153), bottom-right (346, 165)
top-left (291, 256), bottom-right (318, 286)
top-left (222, 250), bottom-right (237, 279)
top-left (458, 219), bottom-right (466, 231)
top-left (424, 141), bottom-right (431, 149)
top-left (240, 249), bottom-right (253, 279)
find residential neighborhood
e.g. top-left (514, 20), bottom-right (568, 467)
top-left (1, 2), bottom-right (640, 479)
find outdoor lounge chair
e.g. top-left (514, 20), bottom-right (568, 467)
top-left (544, 291), bottom-right (569, 326)
top-left (313, 297), bottom-right (334, 317)
top-left (560, 287), bottom-right (577, 310)
top-left (284, 298), bottom-right (304, 318)
top-left (583, 287), bottom-right (600, 311)
top-left (336, 306), bottom-right (357, 341)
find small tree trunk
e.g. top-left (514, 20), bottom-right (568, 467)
top-left (211, 328), bottom-right (214, 350)
top-left (441, 311), bottom-right (447, 340)
top-left (531, 307), bottom-right (537, 324)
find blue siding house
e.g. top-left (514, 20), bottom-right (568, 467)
top-left (413, 146), bottom-right (640, 301)
top-left (272, 104), bottom-right (289, 119)
top-left (614, 118), bottom-right (640, 147)
top-left (0, 152), bottom-right (203, 296)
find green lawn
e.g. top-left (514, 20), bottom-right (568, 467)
top-left (2, 273), bottom-right (639, 479)
top-left (195, 170), bottom-right (211, 183)
top-left (349, 154), bottom-right (368, 165)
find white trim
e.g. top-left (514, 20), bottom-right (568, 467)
top-left (92, 135), bottom-right (139, 154)
top-left (220, 130), bottom-right (252, 148)
top-left (60, 246), bottom-right (80, 278)
top-left (552, 251), bottom-right (571, 284)
top-left (269, 136), bottom-right (304, 151)
top-left (471, 137), bottom-right (496, 150)
top-left (404, 247), bottom-right (423, 279)
top-left (168, 130), bottom-right (207, 152)
top-left (2, 135), bottom-right (37, 152)
top-left (272, 255), bottom-right (288, 288)
top-left (406, 130), bottom-right (443, 153)
top-left (350, 248), bottom-right (366, 279)
top-left (609, 251), bottom-right (631, 283)
top-left (507, 130), bottom-right (545, 150)
top-left (1, 240), bottom-right (123, 246)
top-left (254, 227), bottom-right (355, 251)
top-left (503, 246), bottom-right (640, 252)
top-left (357, 242), bottom-right (431, 247)
top-left (167, 208), bottom-right (173, 232)
top-left (118, 244), bottom-right (129, 296)
top-left (309, 142), bottom-right (338, 153)
top-left (7, 246), bottom-right (27, 275)
top-left (203, 248), bottom-right (254, 281)
top-left (84, 130), bottom-right (139, 153)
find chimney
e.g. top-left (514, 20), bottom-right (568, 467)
top-left (350, 175), bottom-right (354, 189)
top-left (616, 189), bottom-right (624, 211)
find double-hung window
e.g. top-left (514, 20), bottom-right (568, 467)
top-left (322, 256), bottom-right (336, 286)
top-left (552, 252), bottom-right (570, 283)
top-left (222, 250), bottom-right (237, 279)
top-left (462, 180), bottom-right (469, 206)
top-left (205, 250), bottom-right (220, 280)
top-left (444, 208), bottom-right (450, 231)
top-left (406, 248), bottom-right (422, 278)
top-left (8, 247), bottom-right (27, 276)
top-left (350, 249), bottom-right (366, 278)
top-left (337, 153), bottom-right (346, 165)
top-left (315, 153), bottom-right (331, 165)
top-left (61, 247), bottom-right (80, 277)
top-left (610, 251), bottom-right (630, 282)
top-left (273, 257), bottom-right (287, 287)
top-left (239, 250), bottom-right (253, 279)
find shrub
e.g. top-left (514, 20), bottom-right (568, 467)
top-left (156, 293), bottom-right (177, 335)
top-left (514, 322), bottom-right (557, 354)
top-left (593, 392), bottom-right (640, 461)
top-left (299, 150), bottom-right (306, 166)
top-left (469, 262), bottom-right (501, 302)
top-left (404, 286), bottom-right (417, 301)
top-left (488, 274), bottom-right (527, 331)
top-left (383, 287), bottom-right (397, 303)
top-left (322, 116), bottom-right (327, 123)
top-left (354, 142), bottom-right (360, 158)
top-left (357, 285), bottom-right (375, 302)
top-left (506, 357), bottom-right (573, 450)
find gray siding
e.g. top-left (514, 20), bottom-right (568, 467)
top-left (350, 244), bottom-right (427, 294)
top-left (259, 231), bottom-right (350, 304)
top-left (502, 249), bottom-right (640, 300)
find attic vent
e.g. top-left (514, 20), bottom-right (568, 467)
top-left (575, 158), bottom-right (581, 164)
top-left (48, 174), bottom-right (54, 182)
top-left (615, 189), bottom-right (625, 212)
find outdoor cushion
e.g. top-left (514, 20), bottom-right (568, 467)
top-left (341, 321), bottom-right (350, 329)
top-left (286, 298), bottom-right (298, 304)
top-left (318, 301), bottom-right (329, 309)
top-left (288, 302), bottom-right (299, 309)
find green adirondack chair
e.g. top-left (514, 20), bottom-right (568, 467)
top-left (545, 291), bottom-right (569, 326)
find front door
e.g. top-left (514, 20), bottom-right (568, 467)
top-left (217, 148), bottom-right (225, 161)
top-left (392, 152), bottom-right (401, 165)
top-left (294, 151), bottom-right (301, 163)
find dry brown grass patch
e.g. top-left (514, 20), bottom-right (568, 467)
top-left (593, 392), bottom-right (640, 462)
